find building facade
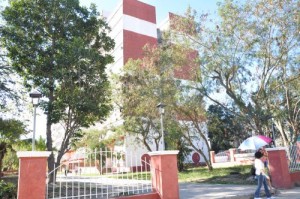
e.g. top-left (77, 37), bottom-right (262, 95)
top-left (92, 0), bottom-right (209, 166)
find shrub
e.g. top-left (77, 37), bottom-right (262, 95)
top-left (0, 180), bottom-right (17, 199)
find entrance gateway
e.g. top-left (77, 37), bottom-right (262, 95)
top-left (46, 149), bottom-right (153, 199)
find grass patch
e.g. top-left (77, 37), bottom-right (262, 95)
top-left (107, 165), bottom-right (256, 185)
top-left (178, 165), bottom-right (256, 185)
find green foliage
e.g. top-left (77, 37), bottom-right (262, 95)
top-left (115, 45), bottom-right (180, 151)
top-left (169, 0), bottom-right (300, 146)
top-left (207, 105), bottom-right (248, 153)
top-left (1, 0), bottom-right (115, 179)
top-left (0, 180), bottom-right (17, 199)
top-left (176, 138), bottom-right (193, 172)
top-left (74, 129), bottom-right (107, 150)
top-left (117, 43), bottom-right (210, 169)
top-left (0, 63), bottom-right (18, 109)
top-left (2, 136), bottom-right (46, 171)
top-left (35, 136), bottom-right (47, 151)
top-left (2, 148), bottom-right (18, 171)
top-left (0, 118), bottom-right (27, 141)
top-left (0, 118), bottom-right (27, 172)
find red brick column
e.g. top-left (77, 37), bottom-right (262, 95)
top-left (210, 151), bottom-right (215, 163)
top-left (229, 148), bottom-right (236, 162)
top-left (17, 151), bottom-right (51, 199)
top-left (267, 147), bottom-right (293, 189)
top-left (149, 151), bottom-right (179, 199)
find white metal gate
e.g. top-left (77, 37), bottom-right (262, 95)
top-left (287, 145), bottom-right (300, 173)
top-left (46, 149), bottom-right (153, 199)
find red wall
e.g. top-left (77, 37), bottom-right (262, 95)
top-left (123, 30), bottom-right (157, 64)
top-left (173, 50), bottom-right (198, 80)
top-left (123, 0), bottom-right (156, 23)
top-left (290, 172), bottom-right (300, 186)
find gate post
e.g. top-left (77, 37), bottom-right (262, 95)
top-left (149, 151), bottom-right (179, 199)
top-left (267, 147), bottom-right (293, 189)
top-left (229, 148), bottom-right (236, 162)
top-left (17, 151), bottom-right (51, 199)
top-left (210, 151), bottom-right (215, 163)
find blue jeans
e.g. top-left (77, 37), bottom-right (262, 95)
top-left (254, 174), bottom-right (271, 198)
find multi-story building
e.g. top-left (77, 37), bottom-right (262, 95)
top-left (90, 0), bottom-right (209, 166)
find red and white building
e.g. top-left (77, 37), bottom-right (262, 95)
top-left (90, 0), bottom-right (209, 166)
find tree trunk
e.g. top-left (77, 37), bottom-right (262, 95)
top-left (275, 121), bottom-right (289, 147)
top-left (46, 83), bottom-right (55, 183)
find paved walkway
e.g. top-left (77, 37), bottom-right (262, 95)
top-left (179, 183), bottom-right (300, 199)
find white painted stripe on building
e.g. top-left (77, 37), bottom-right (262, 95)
top-left (123, 14), bottom-right (157, 38)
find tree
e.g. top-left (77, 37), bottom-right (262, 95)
top-left (116, 43), bottom-right (212, 170)
top-left (0, 54), bottom-right (17, 110)
top-left (207, 105), bottom-right (248, 152)
top-left (116, 45), bottom-right (178, 152)
top-left (1, 0), bottom-right (115, 181)
top-left (2, 136), bottom-right (46, 171)
top-left (167, 0), bottom-right (299, 146)
top-left (74, 128), bottom-right (113, 150)
top-left (0, 118), bottom-right (27, 174)
top-left (0, 29), bottom-right (19, 110)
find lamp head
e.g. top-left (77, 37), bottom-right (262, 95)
top-left (29, 90), bottom-right (42, 106)
top-left (156, 102), bottom-right (166, 114)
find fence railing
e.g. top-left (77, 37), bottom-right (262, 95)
top-left (287, 145), bottom-right (300, 173)
top-left (46, 149), bottom-right (153, 199)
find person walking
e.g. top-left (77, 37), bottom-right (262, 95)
top-left (254, 151), bottom-right (275, 199)
top-left (259, 147), bottom-right (274, 191)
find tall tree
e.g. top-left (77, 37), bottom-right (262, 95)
top-left (116, 45), bottom-right (177, 151)
top-left (167, 0), bottom-right (299, 146)
top-left (1, 0), bottom-right (114, 181)
top-left (116, 44), bottom-right (211, 169)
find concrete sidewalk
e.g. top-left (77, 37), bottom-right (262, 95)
top-left (179, 182), bottom-right (300, 199)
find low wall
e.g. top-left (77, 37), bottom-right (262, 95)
top-left (290, 172), bottom-right (300, 186)
top-left (234, 153), bottom-right (254, 164)
top-left (210, 149), bottom-right (254, 168)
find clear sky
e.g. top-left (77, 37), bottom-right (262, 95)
top-left (80, 0), bottom-right (221, 24)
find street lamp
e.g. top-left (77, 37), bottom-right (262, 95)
top-left (156, 102), bottom-right (166, 151)
top-left (29, 90), bottom-right (42, 151)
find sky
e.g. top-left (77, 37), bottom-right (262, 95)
top-left (0, 0), bottom-right (222, 25)
top-left (80, 0), bottom-right (221, 24)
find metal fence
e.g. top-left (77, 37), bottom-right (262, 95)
top-left (287, 145), bottom-right (300, 173)
top-left (46, 149), bottom-right (153, 199)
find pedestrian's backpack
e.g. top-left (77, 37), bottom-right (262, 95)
top-left (250, 166), bottom-right (256, 176)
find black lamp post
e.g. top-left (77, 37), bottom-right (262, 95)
top-left (156, 102), bottom-right (166, 151)
top-left (29, 90), bottom-right (42, 151)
